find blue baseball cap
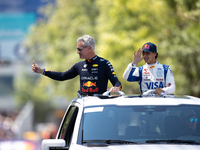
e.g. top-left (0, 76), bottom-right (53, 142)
top-left (142, 42), bottom-right (157, 53)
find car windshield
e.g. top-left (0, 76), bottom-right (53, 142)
top-left (83, 105), bottom-right (200, 144)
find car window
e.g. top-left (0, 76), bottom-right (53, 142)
top-left (58, 106), bottom-right (78, 146)
top-left (83, 105), bottom-right (200, 143)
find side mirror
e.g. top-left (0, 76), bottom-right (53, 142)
top-left (41, 139), bottom-right (67, 150)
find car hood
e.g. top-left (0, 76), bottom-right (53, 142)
top-left (70, 144), bottom-right (200, 150)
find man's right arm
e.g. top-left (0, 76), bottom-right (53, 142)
top-left (32, 61), bottom-right (79, 81)
top-left (32, 60), bottom-right (43, 74)
top-left (123, 48), bottom-right (143, 82)
top-left (44, 64), bottom-right (79, 81)
top-left (123, 63), bottom-right (140, 82)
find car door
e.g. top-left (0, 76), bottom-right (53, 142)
top-left (57, 105), bottom-right (79, 147)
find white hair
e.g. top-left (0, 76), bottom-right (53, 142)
top-left (77, 35), bottom-right (95, 50)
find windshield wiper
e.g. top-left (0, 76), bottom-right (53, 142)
top-left (83, 140), bottom-right (138, 145)
top-left (146, 139), bottom-right (200, 144)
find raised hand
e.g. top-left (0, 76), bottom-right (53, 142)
top-left (133, 48), bottom-right (144, 65)
top-left (32, 60), bottom-right (43, 74)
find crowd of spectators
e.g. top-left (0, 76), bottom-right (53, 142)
top-left (0, 110), bottom-right (60, 142)
top-left (0, 111), bottom-right (18, 140)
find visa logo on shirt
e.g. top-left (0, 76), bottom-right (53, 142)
top-left (145, 82), bottom-right (164, 89)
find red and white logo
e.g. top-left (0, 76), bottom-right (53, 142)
top-left (143, 44), bottom-right (149, 49)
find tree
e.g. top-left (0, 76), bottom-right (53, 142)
top-left (22, 0), bottom-right (99, 99)
top-left (14, 0), bottom-right (99, 123)
top-left (96, 0), bottom-right (173, 94)
top-left (15, 0), bottom-right (200, 109)
top-left (96, 0), bottom-right (200, 96)
top-left (163, 0), bottom-right (200, 96)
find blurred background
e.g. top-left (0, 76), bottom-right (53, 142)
top-left (0, 0), bottom-right (200, 149)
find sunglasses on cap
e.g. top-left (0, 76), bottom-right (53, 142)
top-left (190, 117), bottom-right (198, 122)
top-left (77, 46), bottom-right (88, 51)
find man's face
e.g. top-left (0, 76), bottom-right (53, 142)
top-left (142, 51), bottom-right (157, 64)
top-left (77, 42), bottom-right (90, 59)
top-left (184, 115), bottom-right (197, 132)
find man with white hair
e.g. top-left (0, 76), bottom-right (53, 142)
top-left (32, 35), bottom-right (122, 97)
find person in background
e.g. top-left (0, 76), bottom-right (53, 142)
top-left (123, 42), bottom-right (175, 95)
top-left (179, 109), bottom-right (198, 135)
top-left (32, 35), bottom-right (122, 97)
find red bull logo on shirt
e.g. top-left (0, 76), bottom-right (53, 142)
top-left (83, 81), bottom-right (96, 87)
top-left (82, 81), bottom-right (99, 93)
top-left (150, 66), bottom-right (155, 69)
top-left (82, 87), bottom-right (99, 93)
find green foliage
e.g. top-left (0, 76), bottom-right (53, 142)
top-left (16, 0), bottom-right (200, 107)
top-left (162, 0), bottom-right (200, 96)
top-left (96, 0), bottom-right (200, 96)
top-left (23, 0), bottom-right (99, 99)
top-left (14, 71), bottom-right (55, 122)
top-left (96, 0), bottom-right (169, 94)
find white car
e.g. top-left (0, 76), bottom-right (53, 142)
top-left (42, 94), bottom-right (200, 150)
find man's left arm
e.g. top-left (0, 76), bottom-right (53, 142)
top-left (162, 66), bottom-right (175, 94)
top-left (154, 66), bottom-right (175, 95)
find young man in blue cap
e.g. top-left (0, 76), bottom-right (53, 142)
top-left (123, 42), bottom-right (175, 95)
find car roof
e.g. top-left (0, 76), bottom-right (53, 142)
top-left (72, 95), bottom-right (200, 108)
